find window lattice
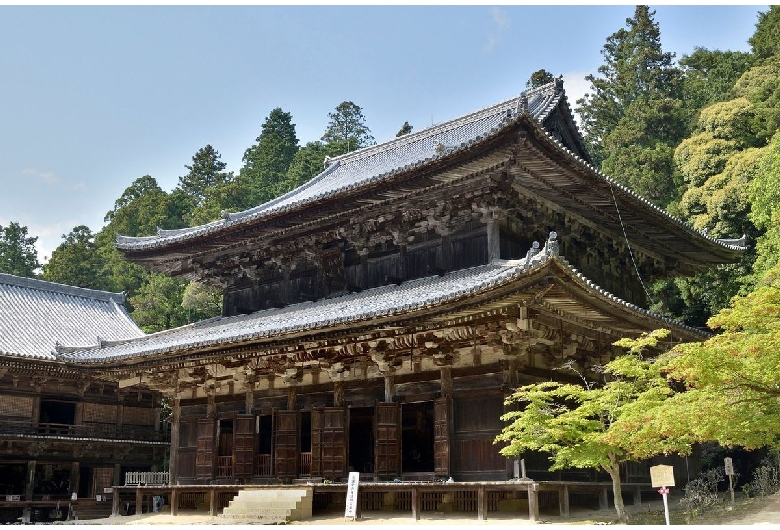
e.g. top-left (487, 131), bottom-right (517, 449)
top-left (92, 467), bottom-right (114, 496)
top-left (122, 406), bottom-right (155, 426)
top-left (83, 403), bottom-right (117, 424)
top-left (0, 395), bottom-right (33, 419)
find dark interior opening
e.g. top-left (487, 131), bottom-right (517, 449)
top-left (78, 466), bottom-right (92, 499)
top-left (258, 415), bottom-right (273, 454)
top-left (39, 400), bottom-right (75, 426)
top-left (349, 407), bottom-right (374, 473)
top-left (300, 411), bottom-right (312, 452)
top-left (218, 419), bottom-right (233, 457)
top-left (401, 401), bottom-right (434, 473)
top-left (0, 464), bottom-right (26, 495)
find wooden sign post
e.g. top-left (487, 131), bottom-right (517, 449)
top-left (725, 457), bottom-right (735, 505)
top-left (650, 465), bottom-right (675, 526)
top-left (344, 472), bottom-right (360, 521)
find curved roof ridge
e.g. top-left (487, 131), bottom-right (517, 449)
top-left (0, 273), bottom-right (126, 304)
top-left (115, 82), bottom-right (562, 249)
top-left (526, 117), bottom-right (748, 253)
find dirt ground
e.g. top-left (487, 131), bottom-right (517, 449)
top-left (57, 491), bottom-right (780, 527)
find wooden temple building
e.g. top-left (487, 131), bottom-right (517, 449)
top-left (46, 80), bottom-right (743, 518)
top-left (0, 274), bottom-right (167, 522)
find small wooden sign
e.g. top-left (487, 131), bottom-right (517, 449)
top-left (650, 464), bottom-right (675, 487)
top-left (724, 457), bottom-right (734, 476)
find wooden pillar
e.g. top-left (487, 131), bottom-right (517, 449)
top-left (24, 460), bottom-right (36, 501)
top-left (170, 488), bottom-right (178, 516)
top-left (245, 380), bottom-right (255, 415)
top-left (69, 461), bottom-right (80, 499)
top-left (558, 484), bottom-right (570, 518)
top-left (206, 391), bottom-right (216, 418)
top-left (486, 218), bottom-right (501, 261)
top-left (440, 367), bottom-right (453, 397)
top-left (135, 488), bottom-right (143, 515)
top-left (111, 487), bottom-right (120, 516)
top-left (527, 483), bottom-right (539, 522)
top-left (599, 486), bottom-right (609, 510)
top-left (287, 385), bottom-right (298, 411)
top-left (477, 485), bottom-right (487, 521)
top-left (169, 397), bottom-right (181, 485)
top-left (634, 486), bottom-right (642, 505)
top-left (411, 487), bottom-right (420, 521)
top-left (113, 463), bottom-right (122, 487)
top-left (209, 488), bottom-right (218, 516)
top-left (334, 381), bottom-right (345, 407)
top-left (383, 370), bottom-right (395, 403)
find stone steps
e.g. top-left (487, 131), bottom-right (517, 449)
top-left (220, 488), bottom-right (312, 523)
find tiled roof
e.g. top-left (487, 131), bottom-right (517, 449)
top-left (115, 83), bottom-right (564, 251)
top-left (0, 274), bottom-right (144, 360)
top-left (60, 235), bottom-right (703, 366)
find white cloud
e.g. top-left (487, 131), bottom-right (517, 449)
top-left (484, 7), bottom-right (510, 53)
top-left (23, 168), bottom-right (59, 184)
top-left (561, 71), bottom-right (592, 127)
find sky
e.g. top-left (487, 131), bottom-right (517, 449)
top-left (0, 4), bottom-right (765, 265)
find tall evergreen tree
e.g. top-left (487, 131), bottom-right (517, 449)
top-left (176, 145), bottom-right (234, 214)
top-left (749, 6), bottom-right (780, 62)
top-left (239, 108), bottom-right (300, 207)
top-left (396, 121), bottom-right (413, 137)
top-left (576, 6), bottom-right (685, 206)
top-left (321, 101), bottom-right (375, 156)
top-left (526, 69), bottom-right (555, 89)
top-left (0, 222), bottom-right (40, 277)
top-left (42, 226), bottom-right (105, 289)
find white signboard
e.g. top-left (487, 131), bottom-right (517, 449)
top-left (650, 464), bottom-right (675, 487)
top-left (724, 457), bottom-right (734, 476)
top-left (5, 495), bottom-right (20, 502)
top-left (344, 472), bottom-right (360, 519)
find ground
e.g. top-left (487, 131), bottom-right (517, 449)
top-left (57, 491), bottom-right (780, 527)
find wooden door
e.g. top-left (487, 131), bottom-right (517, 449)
top-left (375, 402), bottom-right (400, 479)
top-left (434, 397), bottom-right (450, 476)
top-left (310, 409), bottom-right (323, 477)
top-left (275, 411), bottom-right (298, 479)
top-left (195, 418), bottom-right (215, 481)
top-left (233, 415), bottom-right (255, 479)
top-left (321, 407), bottom-right (347, 479)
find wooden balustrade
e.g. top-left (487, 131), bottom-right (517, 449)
top-left (216, 456), bottom-right (233, 478)
top-left (299, 452), bottom-right (312, 477)
top-left (257, 454), bottom-right (272, 477)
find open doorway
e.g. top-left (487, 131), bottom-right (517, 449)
top-left (217, 419), bottom-right (233, 478)
top-left (39, 401), bottom-right (75, 433)
top-left (349, 407), bottom-right (374, 473)
top-left (401, 401), bottom-right (434, 472)
top-left (257, 415), bottom-right (273, 476)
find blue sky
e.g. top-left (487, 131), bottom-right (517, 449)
top-left (0, 5), bottom-right (764, 264)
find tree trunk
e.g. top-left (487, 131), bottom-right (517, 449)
top-left (604, 455), bottom-right (629, 524)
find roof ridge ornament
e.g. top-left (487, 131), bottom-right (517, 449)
top-left (516, 93), bottom-right (528, 115)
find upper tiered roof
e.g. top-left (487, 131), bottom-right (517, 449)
top-left (115, 80), bottom-right (744, 272)
top-left (0, 274), bottom-right (144, 360)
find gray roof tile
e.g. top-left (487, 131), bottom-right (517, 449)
top-left (60, 236), bottom-right (703, 365)
top-left (0, 274), bottom-right (144, 360)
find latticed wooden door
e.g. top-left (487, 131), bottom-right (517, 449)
top-left (310, 409), bottom-right (323, 477)
top-left (321, 407), bottom-right (346, 479)
top-left (233, 415), bottom-right (255, 479)
top-left (434, 397), bottom-right (450, 476)
top-left (274, 411), bottom-right (298, 479)
top-left (195, 418), bottom-right (215, 481)
top-left (374, 402), bottom-right (400, 479)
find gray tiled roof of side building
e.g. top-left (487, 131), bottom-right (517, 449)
top-left (0, 273), bottom-right (144, 360)
top-left (58, 237), bottom-right (704, 365)
top-left (115, 83), bottom-right (563, 250)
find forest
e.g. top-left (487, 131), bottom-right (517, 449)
top-left (2, 7), bottom-right (777, 335)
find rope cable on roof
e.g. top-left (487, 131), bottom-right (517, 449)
top-left (608, 183), bottom-right (655, 307)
